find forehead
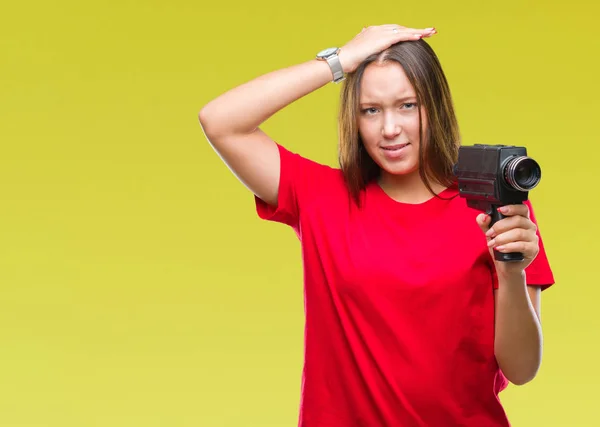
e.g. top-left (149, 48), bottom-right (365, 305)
top-left (359, 61), bottom-right (415, 102)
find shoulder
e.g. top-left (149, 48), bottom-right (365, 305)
top-left (255, 143), bottom-right (348, 229)
top-left (277, 143), bottom-right (338, 172)
top-left (276, 142), bottom-right (347, 191)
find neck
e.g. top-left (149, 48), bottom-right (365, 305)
top-left (378, 171), bottom-right (447, 204)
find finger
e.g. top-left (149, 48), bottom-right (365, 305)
top-left (493, 241), bottom-right (539, 259)
top-left (476, 213), bottom-right (491, 234)
top-left (487, 215), bottom-right (537, 237)
top-left (496, 204), bottom-right (530, 218)
top-left (385, 25), bottom-right (436, 40)
top-left (402, 27), bottom-right (437, 36)
top-left (485, 215), bottom-right (534, 237)
top-left (393, 30), bottom-right (433, 41)
top-left (384, 25), bottom-right (434, 33)
top-left (487, 228), bottom-right (538, 249)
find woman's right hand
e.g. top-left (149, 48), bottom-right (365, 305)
top-left (338, 24), bottom-right (437, 73)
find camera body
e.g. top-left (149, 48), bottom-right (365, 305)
top-left (453, 144), bottom-right (542, 262)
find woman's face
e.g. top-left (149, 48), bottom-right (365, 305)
top-left (357, 61), bottom-right (427, 181)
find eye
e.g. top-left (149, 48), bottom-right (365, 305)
top-left (402, 103), bottom-right (418, 109)
top-left (361, 107), bottom-right (379, 115)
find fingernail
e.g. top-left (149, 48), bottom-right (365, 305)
top-left (487, 239), bottom-right (495, 247)
top-left (498, 206), bottom-right (508, 213)
top-left (486, 229), bottom-right (495, 237)
top-left (425, 27), bottom-right (435, 31)
top-left (494, 246), bottom-right (504, 251)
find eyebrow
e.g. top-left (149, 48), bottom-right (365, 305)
top-left (359, 96), bottom-right (417, 105)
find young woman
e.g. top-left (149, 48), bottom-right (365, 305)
top-left (199, 24), bottom-right (554, 427)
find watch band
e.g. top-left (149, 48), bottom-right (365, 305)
top-left (316, 47), bottom-right (345, 83)
top-left (325, 53), bottom-right (345, 83)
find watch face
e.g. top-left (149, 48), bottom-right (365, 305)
top-left (317, 47), bottom-right (338, 58)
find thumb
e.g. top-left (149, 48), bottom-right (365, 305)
top-left (476, 213), bottom-right (491, 235)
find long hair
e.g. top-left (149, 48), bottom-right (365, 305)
top-left (338, 39), bottom-right (460, 205)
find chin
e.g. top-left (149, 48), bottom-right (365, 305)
top-left (377, 160), bottom-right (419, 177)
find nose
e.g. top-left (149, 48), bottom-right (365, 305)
top-left (381, 112), bottom-right (402, 139)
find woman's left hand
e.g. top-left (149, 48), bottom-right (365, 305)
top-left (476, 204), bottom-right (539, 276)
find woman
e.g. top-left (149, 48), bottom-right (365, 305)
top-left (199, 24), bottom-right (554, 427)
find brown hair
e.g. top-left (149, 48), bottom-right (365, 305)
top-left (338, 39), bottom-right (460, 205)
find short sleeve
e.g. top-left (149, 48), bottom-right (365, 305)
top-left (254, 143), bottom-right (333, 234)
top-left (522, 199), bottom-right (555, 289)
top-left (491, 199), bottom-right (555, 290)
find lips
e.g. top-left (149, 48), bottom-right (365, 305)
top-left (380, 142), bottom-right (411, 160)
top-left (381, 143), bottom-right (410, 150)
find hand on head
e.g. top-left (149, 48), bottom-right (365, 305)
top-left (339, 25), bottom-right (437, 74)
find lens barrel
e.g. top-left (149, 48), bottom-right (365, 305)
top-left (504, 156), bottom-right (541, 192)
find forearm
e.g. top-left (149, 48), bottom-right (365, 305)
top-left (199, 59), bottom-right (333, 137)
top-left (494, 270), bottom-right (542, 385)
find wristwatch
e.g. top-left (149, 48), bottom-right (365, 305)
top-left (316, 47), bottom-right (345, 83)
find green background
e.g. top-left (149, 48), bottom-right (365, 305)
top-left (1, 0), bottom-right (597, 425)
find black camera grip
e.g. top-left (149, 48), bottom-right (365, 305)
top-left (490, 206), bottom-right (525, 262)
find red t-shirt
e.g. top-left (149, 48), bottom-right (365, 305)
top-left (255, 143), bottom-right (555, 427)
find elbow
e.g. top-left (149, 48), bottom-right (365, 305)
top-left (495, 335), bottom-right (543, 386)
top-left (198, 105), bottom-right (219, 142)
top-left (505, 371), bottom-right (538, 386)
top-left (198, 104), bottom-right (232, 143)
top-left (500, 361), bottom-right (541, 386)
top-left (198, 105), bottom-right (212, 132)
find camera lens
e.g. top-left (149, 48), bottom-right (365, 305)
top-left (504, 156), bottom-right (541, 191)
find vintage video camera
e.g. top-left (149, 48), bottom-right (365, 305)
top-left (453, 144), bottom-right (542, 262)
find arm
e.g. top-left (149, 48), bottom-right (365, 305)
top-left (198, 25), bottom-right (435, 206)
top-left (493, 275), bottom-right (543, 385)
top-left (199, 59), bottom-right (333, 206)
top-left (477, 204), bottom-right (551, 386)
